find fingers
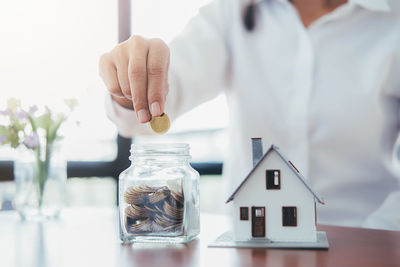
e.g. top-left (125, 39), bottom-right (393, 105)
top-left (128, 36), bottom-right (150, 123)
top-left (99, 53), bottom-right (123, 98)
top-left (147, 38), bottom-right (170, 117)
top-left (99, 35), bottom-right (170, 123)
top-left (114, 44), bottom-right (131, 100)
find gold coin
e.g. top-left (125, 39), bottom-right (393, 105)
top-left (149, 113), bottom-right (170, 134)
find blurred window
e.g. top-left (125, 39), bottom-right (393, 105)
top-left (0, 0), bottom-right (118, 161)
top-left (0, 0), bottom-right (228, 165)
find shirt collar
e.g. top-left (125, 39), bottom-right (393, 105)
top-left (348, 0), bottom-right (391, 12)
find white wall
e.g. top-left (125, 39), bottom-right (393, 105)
top-left (232, 150), bottom-right (317, 242)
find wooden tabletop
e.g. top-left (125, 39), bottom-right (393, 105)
top-left (0, 207), bottom-right (399, 267)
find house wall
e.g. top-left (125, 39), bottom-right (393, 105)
top-left (232, 150), bottom-right (317, 242)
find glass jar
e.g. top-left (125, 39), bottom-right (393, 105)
top-left (119, 143), bottom-right (200, 243)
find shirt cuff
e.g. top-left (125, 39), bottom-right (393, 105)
top-left (104, 94), bottom-right (153, 137)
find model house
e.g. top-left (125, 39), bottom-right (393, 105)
top-left (226, 138), bottom-right (324, 242)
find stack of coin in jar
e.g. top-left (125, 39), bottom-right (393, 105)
top-left (124, 184), bottom-right (184, 234)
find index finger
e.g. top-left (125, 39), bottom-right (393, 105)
top-left (128, 36), bottom-right (150, 123)
top-left (147, 39), bottom-right (169, 117)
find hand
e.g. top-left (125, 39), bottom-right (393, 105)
top-left (99, 36), bottom-right (170, 123)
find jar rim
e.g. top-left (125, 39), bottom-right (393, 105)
top-left (131, 143), bottom-right (189, 150)
top-left (130, 143), bottom-right (190, 158)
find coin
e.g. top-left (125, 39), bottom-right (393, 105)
top-left (124, 184), bottom-right (184, 234)
top-left (149, 113), bottom-right (170, 134)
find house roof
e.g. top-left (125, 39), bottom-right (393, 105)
top-left (226, 145), bottom-right (325, 204)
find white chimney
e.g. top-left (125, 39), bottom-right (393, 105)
top-left (251, 138), bottom-right (263, 167)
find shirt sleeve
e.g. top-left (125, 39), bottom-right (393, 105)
top-left (104, 0), bottom-right (232, 137)
top-left (362, 192), bottom-right (400, 230)
top-left (363, 48), bottom-right (400, 230)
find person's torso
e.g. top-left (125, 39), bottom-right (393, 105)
top-left (223, 0), bottom-right (400, 226)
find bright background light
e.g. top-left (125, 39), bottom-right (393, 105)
top-left (0, 0), bottom-right (229, 163)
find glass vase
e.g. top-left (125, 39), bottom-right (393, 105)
top-left (13, 143), bottom-right (67, 221)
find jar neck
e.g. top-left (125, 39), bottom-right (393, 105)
top-left (129, 143), bottom-right (191, 165)
top-left (131, 157), bottom-right (190, 167)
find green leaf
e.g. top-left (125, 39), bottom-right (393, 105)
top-left (13, 121), bottom-right (26, 132)
top-left (47, 115), bottom-right (65, 143)
top-left (0, 125), bottom-right (7, 136)
top-left (27, 114), bottom-right (37, 132)
top-left (35, 112), bottom-right (51, 131)
top-left (5, 130), bottom-right (20, 148)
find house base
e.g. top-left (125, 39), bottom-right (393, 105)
top-left (208, 231), bottom-right (329, 249)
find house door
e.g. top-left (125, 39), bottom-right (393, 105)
top-left (251, 206), bottom-right (265, 238)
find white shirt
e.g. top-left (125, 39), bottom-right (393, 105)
top-left (106, 0), bottom-right (400, 230)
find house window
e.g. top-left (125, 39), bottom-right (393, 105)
top-left (266, 170), bottom-right (281, 189)
top-left (282, 206), bottom-right (297, 226)
top-left (240, 207), bottom-right (249, 220)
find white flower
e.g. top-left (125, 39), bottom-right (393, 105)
top-left (7, 98), bottom-right (21, 112)
top-left (64, 98), bottom-right (78, 111)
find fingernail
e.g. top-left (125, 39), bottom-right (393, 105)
top-left (150, 102), bottom-right (161, 116)
top-left (137, 109), bottom-right (149, 123)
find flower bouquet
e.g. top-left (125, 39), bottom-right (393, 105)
top-left (0, 98), bottom-right (77, 220)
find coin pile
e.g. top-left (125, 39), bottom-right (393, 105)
top-left (124, 184), bottom-right (184, 234)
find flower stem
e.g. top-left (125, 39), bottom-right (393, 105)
top-left (35, 141), bottom-right (51, 208)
